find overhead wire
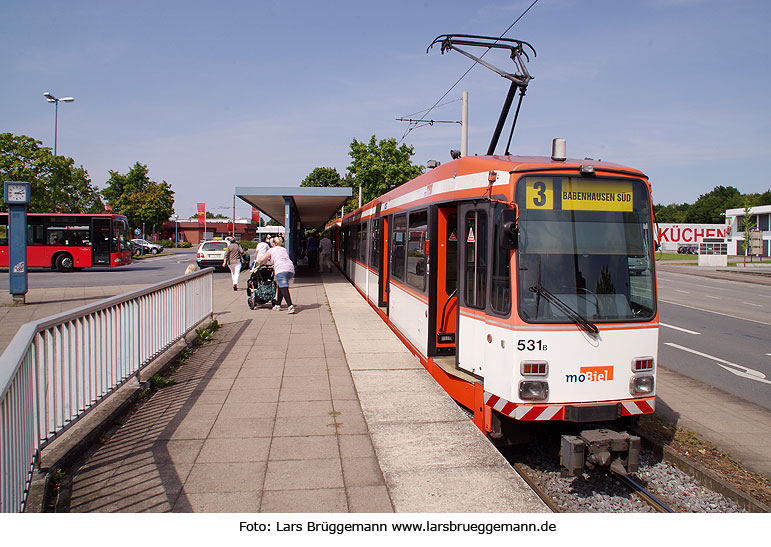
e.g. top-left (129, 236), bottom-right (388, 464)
top-left (398, 0), bottom-right (540, 144)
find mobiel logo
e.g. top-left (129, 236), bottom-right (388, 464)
top-left (566, 365), bottom-right (614, 383)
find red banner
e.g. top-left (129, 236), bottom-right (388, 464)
top-left (251, 207), bottom-right (260, 224)
top-left (197, 203), bottom-right (205, 225)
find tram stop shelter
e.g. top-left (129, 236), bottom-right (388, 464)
top-left (235, 186), bottom-right (352, 264)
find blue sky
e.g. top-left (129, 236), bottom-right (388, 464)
top-left (2, 0), bottom-right (769, 220)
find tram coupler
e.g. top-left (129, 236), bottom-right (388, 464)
top-left (560, 429), bottom-right (640, 476)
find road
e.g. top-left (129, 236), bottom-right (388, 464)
top-left (657, 269), bottom-right (771, 412)
top-left (0, 249), bottom-right (233, 290)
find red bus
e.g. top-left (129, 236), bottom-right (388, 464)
top-left (0, 213), bottom-right (132, 271)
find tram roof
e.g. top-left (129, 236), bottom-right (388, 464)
top-left (235, 186), bottom-right (352, 230)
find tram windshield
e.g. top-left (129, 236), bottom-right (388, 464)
top-left (516, 176), bottom-right (655, 323)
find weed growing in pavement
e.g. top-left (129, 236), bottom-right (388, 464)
top-left (149, 374), bottom-right (176, 390)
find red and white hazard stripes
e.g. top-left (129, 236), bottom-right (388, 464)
top-left (620, 399), bottom-right (655, 416)
top-left (485, 392), bottom-right (655, 421)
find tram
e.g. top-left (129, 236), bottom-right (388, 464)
top-left (329, 35), bottom-right (658, 474)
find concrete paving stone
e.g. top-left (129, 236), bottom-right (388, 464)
top-left (342, 338), bottom-right (409, 354)
top-left (231, 375), bottom-right (282, 390)
top-left (189, 389), bottom-right (230, 405)
top-left (341, 457), bottom-right (386, 487)
top-left (279, 385), bottom-right (333, 402)
top-left (385, 466), bottom-right (548, 513)
top-left (332, 415), bottom-right (370, 435)
top-left (329, 380), bottom-right (360, 401)
top-left (161, 417), bottom-right (217, 440)
top-left (196, 377), bottom-right (236, 392)
top-left (218, 401), bottom-right (277, 420)
top-left (173, 491), bottom-right (261, 513)
top-left (273, 415), bottom-right (339, 437)
top-left (357, 387), bottom-right (467, 425)
top-left (280, 374), bottom-right (330, 389)
top-left (346, 485), bottom-right (394, 513)
top-left (268, 435), bottom-right (340, 461)
top-left (148, 440), bottom-right (205, 464)
top-left (73, 483), bottom-right (180, 513)
top-left (338, 434), bottom-right (377, 460)
top-left (197, 437), bottom-right (272, 463)
top-left (352, 369), bottom-right (440, 394)
top-left (346, 353), bottom-right (421, 371)
top-left (370, 421), bottom-right (506, 472)
top-left (226, 386), bottom-right (281, 404)
top-left (259, 488), bottom-right (348, 512)
top-left (263, 458), bottom-right (344, 491)
top-left (208, 416), bottom-right (275, 438)
top-left (276, 399), bottom-right (336, 418)
top-left (238, 365), bottom-right (286, 379)
top-left (183, 462), bottom-right (267, 494)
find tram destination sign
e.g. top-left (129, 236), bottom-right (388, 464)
top-left (525, 178), bottom-right (633, 212)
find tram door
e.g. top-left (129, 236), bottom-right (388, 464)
top-left (378, 214), bottom-right (389, 310)
top-left (456, 204), bottom-right (491, 376)
top-left (430, 206), bottom-right (458, 356)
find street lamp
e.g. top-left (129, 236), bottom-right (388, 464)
top-left (43, 91), bottom-right (74, 212)
top-left (170, 214), bottom-right (179, 248)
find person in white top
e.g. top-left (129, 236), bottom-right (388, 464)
top-left (318, 233), bottom-right (333, 272)
top-left (253, 236), bottom-right (271, 271)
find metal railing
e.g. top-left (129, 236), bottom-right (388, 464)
top-left (0, 269), bottom-right (213, 512)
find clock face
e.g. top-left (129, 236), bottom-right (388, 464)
top-left (6, 184), bottom-right (27, 203)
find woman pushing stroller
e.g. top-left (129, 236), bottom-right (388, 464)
top-left (258, 236), bottom-right (295, 314)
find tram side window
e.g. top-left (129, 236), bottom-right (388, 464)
top-left (491, 207), bottom-right (511, 314)
top-left (464, 210), bottom-right (487, 309)
top-left (359, 221), bottom-right (369, 264)
top-left (391, 214), bottom-right (407, 281)
top-left (351, 225), bottom-right (359, 260)
top-left (406, 210), bottom-right (427, 292)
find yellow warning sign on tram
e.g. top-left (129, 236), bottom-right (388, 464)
top-left (561, 180), bottom-right (633, 212)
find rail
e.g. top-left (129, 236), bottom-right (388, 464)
top-left (0, 268), bottom-right (214, 512)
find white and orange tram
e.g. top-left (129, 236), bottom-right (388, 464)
top-left (331, 141), bottom-right (657, 473)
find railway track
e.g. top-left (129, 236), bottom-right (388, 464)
top-left (503, 428), bottom-right (747, 513)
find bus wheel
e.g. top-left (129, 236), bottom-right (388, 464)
top-left (56, 254), bottom-right (75, 272)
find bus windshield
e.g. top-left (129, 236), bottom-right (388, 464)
top-left (516, 176), bottom-right (655, 323)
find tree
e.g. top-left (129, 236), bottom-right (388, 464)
top-left (103, 162), bottom-right (174, 231)
top-left (741, 201), bottom-right (757, 264)
top-left (301, 167), bottom-right (343, 188)
top-left (0, 132), bottom-right (104, 213)
top-left (347, 136), bottom-right (424, 206)
top-left (684, 185), bottom-right (742, 223)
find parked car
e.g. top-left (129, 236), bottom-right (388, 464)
top-left (677, 245), bottom-right (697, 254)
top-left (131, 238), bottom-right (163, 255)
top-left (627, 255), bottom-right (648, 275)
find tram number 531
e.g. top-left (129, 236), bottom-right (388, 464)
top-left (517, 339), bottom-right (548, 351)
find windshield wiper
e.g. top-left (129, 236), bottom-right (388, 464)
top-left (529, 284), bottom-right (599, 336)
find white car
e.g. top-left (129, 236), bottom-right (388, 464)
top-left (196, 240), bottom-right (229, 270)
top-left (131, 238), bottom-right (163, 255)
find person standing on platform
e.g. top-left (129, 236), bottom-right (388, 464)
top-left (319, 232), bottom-right (333, 272)
top-left (306, 232), bottom-right (318, 270)
top-left (222, 237), bottom-right (243, 291)
top-left (259, 237), bottom-right (296, 314)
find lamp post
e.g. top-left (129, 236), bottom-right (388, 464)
top-left (171, 214), bottom-right (179, 248)
top-left (43, 91), bottom-right (74, 212)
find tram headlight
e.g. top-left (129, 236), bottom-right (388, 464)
top-left (630, 374), bottom-right (654, 395)
top-left (519, 380), bottom-right (549, 401)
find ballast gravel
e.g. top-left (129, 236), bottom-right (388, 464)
top-left (514, 448), bottom-right (744, 513)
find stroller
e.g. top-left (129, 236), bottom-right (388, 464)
top-left (246, 265), bottom-right (277, 309)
